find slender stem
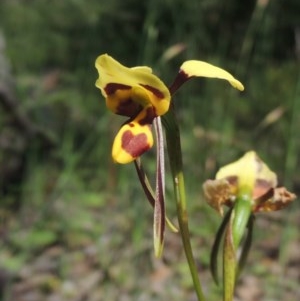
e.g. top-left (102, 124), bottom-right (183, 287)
top-left (223, 215), bottom-right (235, 301)
top-left (223, 193), bottom-right (252, 301)
top-left (163, 107), bottom-right (206, 301)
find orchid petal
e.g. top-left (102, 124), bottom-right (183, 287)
top-left (131, 66), bottom-right (153, 73)
top-left (112, 116), bottom-right (154, 164)
top-left (203, 179), bottom-right (233, 216)
top-left (255, 187), bottom-right (296, 212)
top-left (180, 60), bottom-right (244, 91)
top-left (95, 54), bottom-right (171, 116)
top-left (216, 151), bottom-right (276, 194)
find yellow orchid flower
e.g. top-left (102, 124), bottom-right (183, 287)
top-left (95, 54), bottom-right (171, 164)
top-left (203, 151), bottom-right (296, 215)
top-left (205, 151), bottom-right (296, 300)
top-left (95, 52), bottom-right (251, 298)
top-left (95, 54), bottom-right (244, 164)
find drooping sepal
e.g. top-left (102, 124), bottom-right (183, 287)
top-left (153, 117), bottom-right (165, 257)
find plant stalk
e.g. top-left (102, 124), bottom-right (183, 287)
top-left (163, 107), bottom-right (206, 301)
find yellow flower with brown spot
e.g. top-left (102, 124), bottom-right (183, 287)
top-left (203, 151), bottom-right (296, 215)
top-left (95, 54), bottom-right (171, 164)
top-left (95, 54), bottom-right (244, 164)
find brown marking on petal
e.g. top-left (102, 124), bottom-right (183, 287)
top-left (254, 187), bottom-right (274, 203)
top-left (105, 83), bottom-right (131, 95)
top-left (169, 70), bottom-right (190, 95)
top-left (253, 179), bottom-right (274, 199)
top-left (128, 123), bottom-right (134, 127)
top-left (254, 187), bottom-right (296, 212)
top-left (226, 176), bottom-right (238, 186)
top-left (122, 130), bottom-right (150, 158)
top-left (116, 98), bottom-right (143, 117)
top-left (139, 84), bottom-right (164, 99)
top-left (138, 107), bottom-right (157, 125)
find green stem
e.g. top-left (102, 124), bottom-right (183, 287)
top-left (232, 191), bottom-right (252, 248)
top-left (163, 107), bottom-right (206, 301)
top-left (223, 216), bottom-right (236, 301)
top-left (223, 192), bottom-right (252, 301)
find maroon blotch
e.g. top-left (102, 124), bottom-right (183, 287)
top-left (122, 130), bottom-right (150, 158)
top-left (116, 98), bottom-right (142, 117)
top-left (105, 83), bottom-right (131, 95)
top-left (139, 84), bottom-right (164, 99)
top-left (168, 70), bottom-right (190, 95)
top-left (138, 107), bottom-right (157, 125)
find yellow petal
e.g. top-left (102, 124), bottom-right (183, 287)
top-left (112, 112), bottom-right (154, 164)
top-left (105, 86), bottom-right (137, 115)
top-left (255, 158), bottom-right (277, 188)
top-left (216, 151), bottom-right (277, 194)
top-left (216, 152), bottom-right (256, 189)
top-left (131, 66), bottom-right (153, 73)
top-left (95, 54), bottom-right (171, 115)
top-left (180, 60), bottom-right (244, 91)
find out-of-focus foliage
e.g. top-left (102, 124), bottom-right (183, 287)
top-left (0, 0), bottom-right (299, 300)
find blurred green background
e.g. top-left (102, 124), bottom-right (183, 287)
top-left (0, 0), bottom-right (299, 300)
